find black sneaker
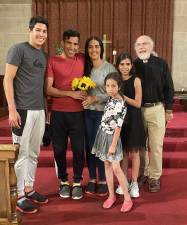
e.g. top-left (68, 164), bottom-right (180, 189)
top-left (16, 197), bottom-right (39, 214)
top-left (59, 184), bottom-right (71, 198)
top-left (138, 175), bottom-right (148, 188)
top-left (72, 186), bottom-right (83, 200)
top-left (25, 191), bottom-right (48, 204)
top-left (85, 182), bottom-right (96, 195)
top-left (97, 183), bottom-right (108, 196)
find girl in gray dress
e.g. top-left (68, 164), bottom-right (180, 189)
top-left (92, 72), bottom-right (133, 213)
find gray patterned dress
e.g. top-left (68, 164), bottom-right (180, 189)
top-left (92, 97), bottom-right (127, 162)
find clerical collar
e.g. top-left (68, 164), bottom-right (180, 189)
top-left (143, 59), bottom-right (148, 63)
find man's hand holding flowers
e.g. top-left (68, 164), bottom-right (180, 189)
top-left (71, 76), bottom-right (96, 103)
top-left (70, 90), bottom-right (87, 100)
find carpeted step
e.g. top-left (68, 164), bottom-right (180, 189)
top-left (173, 97), bottom-right (184, 112)
top-left (0, 136), bottom-right (12, 144)
top-left (38, 149), bottom-right (73, 167)
top-left (173, 103), bottom-right (184, 112)
top-left (38, 149), bottom-right (187, 168)
top-left (38, 150), bottom-right (54, 167)
top-left (1, 111), bottom-right (187, 169)
top-left (174, 97), bottom-right (181, 104)
top-left (0, 127), bottom-right (11, 136)
top-left (165, 127), bottom-right (187, 137)
top-left (163, 152), bottom-right (187, 168)
top-left (163, 137), bottom-right (187, 152)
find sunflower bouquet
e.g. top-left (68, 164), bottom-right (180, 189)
top-left (71, 76), bottom-right (96, 91)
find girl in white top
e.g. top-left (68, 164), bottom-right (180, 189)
top-left (92, 72), bottom-right (133, 213)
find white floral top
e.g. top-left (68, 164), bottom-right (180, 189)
top-left (100, 97), bottom-right (127, 134)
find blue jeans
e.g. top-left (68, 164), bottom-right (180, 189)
top-left (84, 109), bottom-right (106, 181)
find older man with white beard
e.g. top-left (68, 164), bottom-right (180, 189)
top-left (133, 35), bottom-right (174, 192)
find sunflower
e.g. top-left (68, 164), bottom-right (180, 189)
top-left (72, 76), bottom-right (96, 91)
top-left (71, 78), bottom-right (80, 90)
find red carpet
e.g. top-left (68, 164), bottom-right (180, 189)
top-left (21, 168), bottom-right (187, 225)
top-left (1, 99), bottom-right (187, 225)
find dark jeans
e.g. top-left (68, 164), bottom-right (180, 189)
top-left (84, 109), bottom-right (106, 181)
top-left (51, 111), bottom-right (85, 183)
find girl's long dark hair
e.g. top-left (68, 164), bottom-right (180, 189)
top-left (84, 36), bottom-right (104, 76)
top-left (116, 52), bottom-right (136, 76)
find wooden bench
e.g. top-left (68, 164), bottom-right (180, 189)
top-left (0, 144), bottom-right (20, 225)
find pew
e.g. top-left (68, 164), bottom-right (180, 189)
top-left (0, 144), bottom-right (20, 225)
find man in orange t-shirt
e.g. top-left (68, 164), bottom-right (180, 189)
top-left (46, 29), bottom-right (86, 200)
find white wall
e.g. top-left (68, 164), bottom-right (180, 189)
top-left (172, 0), bottom-right (187, 91)
top-left (0, 0), bottom-right (32, 75)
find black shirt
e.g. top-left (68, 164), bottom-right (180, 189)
top-left (134, 55), bottom-right (174, 110)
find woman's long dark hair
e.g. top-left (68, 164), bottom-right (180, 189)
top-left (116, 52), bottom-right (136, 76)
top-left (84, 36), bottom-right (104, 76)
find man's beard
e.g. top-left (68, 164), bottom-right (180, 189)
top-left (138, 52), bottom-right (151, 60)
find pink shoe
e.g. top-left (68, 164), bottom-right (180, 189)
top-left (103, 197), bottom-right (116, 209)
top-left (121, 200), bottom-right (133, 212)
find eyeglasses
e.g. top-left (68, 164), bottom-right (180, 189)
top-left (135, 42), bottom-right (150, 47)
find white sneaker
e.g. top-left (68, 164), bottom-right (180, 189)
top-left (129, 181), bottom-right (140, 198)
top-left (116, 185), bottom-right (123, 195)
top-left (116, 182), bottom-right (129, 195)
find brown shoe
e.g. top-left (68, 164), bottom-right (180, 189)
top-left (138, 175), bottom-right (148, 188)
top-left (148, 178), bottom-right (160, 192)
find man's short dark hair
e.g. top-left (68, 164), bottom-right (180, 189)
top-left (63, 29), bottom-right (80, 42)
top-left (29, 16), bottom-right (48, 30)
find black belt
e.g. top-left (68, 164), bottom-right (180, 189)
top-left (143, 102), bottom-right (162, 108)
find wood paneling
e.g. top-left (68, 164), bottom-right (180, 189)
top-left (32, 0), bottom-right (174, 66)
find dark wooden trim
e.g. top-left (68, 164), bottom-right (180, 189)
top-left (0, 76), bottom-right (8, 119)
top-left (0, 107), bottom-right (8, 119)
top-left (0, 76), bottom-right (7, 107)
